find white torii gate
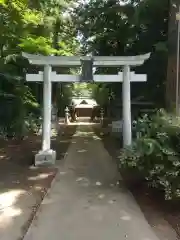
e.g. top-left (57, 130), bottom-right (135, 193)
top-left (23, 53), bottom-right (150, 166)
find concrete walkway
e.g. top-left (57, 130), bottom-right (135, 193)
top-left (24, 124), bottom-right (160, 240)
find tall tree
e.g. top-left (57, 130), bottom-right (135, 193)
top-left (0, 0), bottom-right (79, 136)
top-left (74, 0), bottom-right (169, 107)
top-left (166, 0), bottom-right (179, 111)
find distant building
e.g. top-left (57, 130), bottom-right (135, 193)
top-left (70, 98), bottom-right (99, 117)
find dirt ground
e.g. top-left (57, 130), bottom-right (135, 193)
top-left (1, 120), bottom-right (180, 240)
top-left (0, 124), bottom-right (76, 240)
top-left (93, 125), bottom-right (180, 240)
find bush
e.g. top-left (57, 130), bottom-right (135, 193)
top-left (119, 109), bottom-right (180, 200)
top-left (24, 113), bottom-right (42, 134)
top-left (0, 73), bottom-right (41, 139)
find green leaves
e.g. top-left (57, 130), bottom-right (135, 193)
top-left (91, 84), bottom-right (110, 106)
top-left (74, 0), bottom-right (168, 105)
top-left (19, 36), bottom-right (57, 55)
top-left (72, 83), bottom-right (93, 98)
top-left (0, 0), bottom-right (79, 138)
top-left (119, 109), bottom-right (180, 200)
top-left (23, 9), bottom-right (43, 25)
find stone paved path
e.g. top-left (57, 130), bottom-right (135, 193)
top-left (24, 124), bottom-right (160, 240)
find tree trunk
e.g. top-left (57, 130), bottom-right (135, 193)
top-left (166, 0), bottom-right (179, 111)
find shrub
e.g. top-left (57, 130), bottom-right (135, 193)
top-left (0, 73), bottom-right (41, 139)
top-left (119, 109), bottom-right (180, 200)
top-left (24, 113), bottom-right (42, 134)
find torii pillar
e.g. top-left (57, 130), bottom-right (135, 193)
top-left (38, 65), bottom-right (56, 165)
top-left (122, 65), bottom-right (131, 146)
top-left (42, 65), bottom-right (52, 151)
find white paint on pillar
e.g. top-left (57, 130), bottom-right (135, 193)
top-left (122, 65), bottom-right (132, 147)
top-left (42, 65), bottom-right (52, 151)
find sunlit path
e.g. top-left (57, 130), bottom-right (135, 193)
top-left (24, 125), bottom-right (160, 240)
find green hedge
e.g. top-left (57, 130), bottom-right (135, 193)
top-left (119, 109), bottom-right (180, 200)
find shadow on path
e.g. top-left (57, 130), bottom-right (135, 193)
top-left (23, 124), bottom-right (161, 240)
top-left (0, 123), bottom-right (77, 240)
top-left (92, 124), bottom-right (178, 240)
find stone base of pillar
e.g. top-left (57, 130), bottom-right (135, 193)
top-left (35, 149), bottom-right (56, 166)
